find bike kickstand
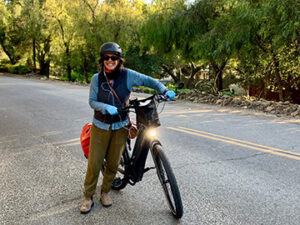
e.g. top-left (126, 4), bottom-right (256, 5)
top-left (143, 166), bottom-right (155, 173)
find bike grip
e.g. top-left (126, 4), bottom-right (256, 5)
top-left (165, 90), bottom-right (175, 100)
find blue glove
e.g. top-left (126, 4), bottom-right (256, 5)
top-left (165, 90), bottom-right (175, 100)
top-left (105, 105), bottom-right (118, 115)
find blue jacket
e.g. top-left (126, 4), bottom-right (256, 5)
top-left (89, 68), bottom-right (167, 130)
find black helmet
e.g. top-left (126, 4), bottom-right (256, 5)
top-left (100, 42), bottom-right (122, 57)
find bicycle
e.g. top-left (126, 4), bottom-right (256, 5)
top-left (102, 94), bottom-right (183, 219)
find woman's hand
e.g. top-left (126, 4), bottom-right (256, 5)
top-left (105, 105), bottom-right (118, 115)
top-left (165, 90), bottom-right (175, 100)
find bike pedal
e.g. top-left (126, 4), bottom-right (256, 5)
top-left (112, 177), bottom-right (122, 186)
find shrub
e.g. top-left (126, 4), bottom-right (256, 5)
top-left (59, 71), bottom-right (85, 82)
top-left (16, 65), bottom-right (30, 74)
top-left (4, 64), bottom-right (30, 74)
top-left (0, 64), bottom-right (9, 72)
top-left (221, 91), bottom-right (235, 97)
top-left (141, 87), bottom-right (157, 94)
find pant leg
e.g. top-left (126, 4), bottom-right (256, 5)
top-left (101, 127), bottom-right (128, 193)
top-left (84, 124), bottom-right (111, 198)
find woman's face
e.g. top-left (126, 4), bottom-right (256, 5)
top-left (103, 53), bottom-right (120, 71)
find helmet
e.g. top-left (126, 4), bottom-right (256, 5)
top-left (80, 123), bottom-right (92, 159)
top-left (100, 42), bottom-right (122, 57)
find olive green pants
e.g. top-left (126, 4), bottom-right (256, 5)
top-left (83, 124), bottom-right (128, 197)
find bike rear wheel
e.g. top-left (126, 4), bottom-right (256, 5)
top-left (152, 143), bottom-right (183, 219)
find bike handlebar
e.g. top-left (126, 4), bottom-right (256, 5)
top-left (118, 94), bottom-right (171, 113)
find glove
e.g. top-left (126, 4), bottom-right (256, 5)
top-left (105, 105), bottom-right (118, 115)
top-left (165, 90), bottom-right (175, 100)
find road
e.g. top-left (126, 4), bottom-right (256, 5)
top-left (1, 75), bottom-right (300, 225)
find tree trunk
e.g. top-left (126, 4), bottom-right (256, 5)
top-left (186, 63), bottom-right (201, 89)
top-left (67, 64), bottom-right (71, 81)
top-left (84, 57), bottom-right (89, 83)
top-left (272, 54), bottom-right (283, 101)
top-left (66, 45), bottom-right (71, 81)
top-left (263, 62), bottom-right (272, 99)
top-left (33, 38), bottom-right (36, 73)
top-left (216, 70), bottom-right (223, 91)
top-left (40, 60), bottom-right (50, 78)
top-left (161, 64), bottom-right (179, 83)
top-left (38, 35), bottom-right (51, 78)
top-left (286, 72), bottom-right (292, 102)
top-left (0, 42), bottom-right (17, 64)
top-left (211, 61), bottom-right (226, 91)
top-left (178, 68), bottom-right (182, 83)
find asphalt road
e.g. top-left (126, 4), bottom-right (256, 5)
top-left (1, 75), bottom-right (300, 225)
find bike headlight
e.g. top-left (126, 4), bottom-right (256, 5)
top-left (147, 128), bottom-right (157, 138)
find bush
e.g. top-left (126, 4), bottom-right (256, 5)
top-left (0, 64), bottom-right (9, 72)
top-left (0, 64), bottom-right (30, 74)
top-left (136, 83), bottom-right (192, 95)
top-left (59, 71), bottom-right (85, 82)
top-left (87, 72), bottom-right (94, 83)
top-left (13, 65), bottom-right (30, 74)
top-left (176, 88), bottom-right (192, 94)
top-left (140, 86), bottom-right (157, 94)
top-left (221, 91), bottom-right (235, 97)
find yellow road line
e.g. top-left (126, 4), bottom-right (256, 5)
top-left (178, 126), bottom-right (300, 157)
top-left (167, 127), bottom-right (300, 161)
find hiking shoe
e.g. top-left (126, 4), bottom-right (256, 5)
top-left (80, 197), bottom-right (94, 214)
top-left (100, 191), bottom-right (112, 207)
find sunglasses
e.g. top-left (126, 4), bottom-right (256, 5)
top-left (103, 55), bottom-right (119, 61)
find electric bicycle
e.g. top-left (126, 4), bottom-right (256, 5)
top-left (102, 94), bottom-right (183, 219)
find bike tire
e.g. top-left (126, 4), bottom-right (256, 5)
top-left (152, 144), bottom-right (183, 219)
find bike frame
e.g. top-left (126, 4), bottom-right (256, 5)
top-left (114, 94), bottom-right (168, 185)
top-left (122, 125), bottom-right (159, 184)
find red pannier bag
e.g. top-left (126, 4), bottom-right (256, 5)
top-left (80, 123), bottom-right (92, 159)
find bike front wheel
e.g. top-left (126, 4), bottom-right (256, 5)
top-left (152, 143), bottom-right (183, 219)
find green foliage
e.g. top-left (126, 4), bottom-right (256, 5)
top-left (221, 91), bottom-right (235, 97)
top-left (195, 80), bottom-right (217, 94)
top-left (0, 63), bottom-right (30, 74)
top-left (137, 84), bottom-right (192, 94)
top-left (165, 83), bottom-right (176, 90)
top-left (0, 0), bottom-right (299, 102)
top-left (137, 86), bottom-right (158, 94)
top-left (10, 65), bottom-right (30, 74)
top-left (59, 71), bottom-right (86, 83)
top-left (0, 63), bottom-right (9, 72)
top-left (58, 71), bottom-right (94, 83)
top-left (124, 44), bottom-right (162, 77)
top-left (165, 83), bottom-right (191, 94)
top-left (0, 0), bottom-right (26, 64)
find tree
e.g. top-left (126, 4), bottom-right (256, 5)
top-left (0, 0), bottom-right (25, 64)
top-left (71, 0), bottom-right (101, 82)
top-left (141, 0), bottom-right (234, 90)
top-left (21, 0), bottom-right (44, 73)
top-left (44, 0), bottom-right (77, 80)
top-left (227, 0), bottom-right (300, 101)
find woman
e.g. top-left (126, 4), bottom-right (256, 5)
top-left (80, 42), bottom-right (175, 214)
